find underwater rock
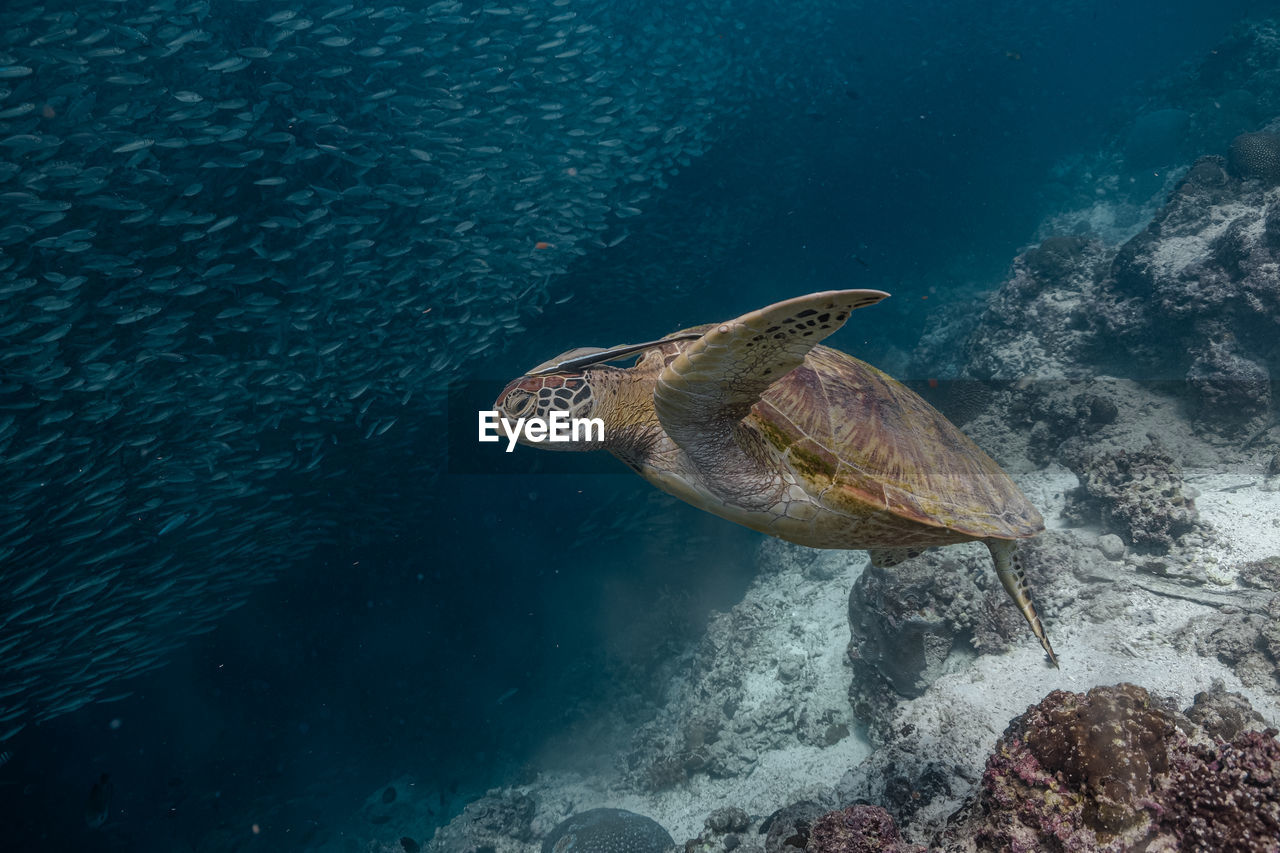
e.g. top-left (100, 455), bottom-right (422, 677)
top-left (807, 805), bottom-right (926, 853)
top-left (1065, 438), bottom-right (1200, 553)
top-left (542, 808), bottom-right (674, 853)
top-left (960, 236), bottom-right (1108, 381)
top-left (1023, 234), bottom-right (1094, 281)
top-left (1097, 533), bottom-right (1127, 561)
top-left (705, 808), bottom-right (751, 835)
top-left (685, 807), bottom-right (754, 853)
top-left (938, 683), bottom-right (1280, 852)
top-left (1237, 556), bottom-right (1280, 589)
top-left (1176, 154), bottom-right (1235, 205)
top-left (847, 539), bottom-right (1066, 706)
top-left (837, 748), bottom-right (960, 835)
top-left (1176, 595), bottom-right (1280, 696)
top-left (1012, 381), bottom-right (1122, 467)
top-left (625, 539), bottom-right (856, 791)
top-left (1185, 681), bottom-right (1272, 742)
top-left (1227, 131), bottom-right (1280, 183)
top-left (428, 790), bottom-right (536, 853)
top-left (1088, 137), bottom-right (1280, 425)
top-left (1185, 337), bottom-right (1272, 435)
top-left (760, 801), bottom-right (826, 853)
top-left (847, 561), bottom-right (961, 700)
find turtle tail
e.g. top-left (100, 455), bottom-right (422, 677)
top-left (986, 538), bottom-right (1058, 668)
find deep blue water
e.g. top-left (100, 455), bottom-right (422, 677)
top-left (0, 0), bottom-right (1264, 849)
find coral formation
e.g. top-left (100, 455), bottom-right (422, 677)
top-left (1185, 681), bottom-right (1272, 741)
top-left (1185, 337), bottom-right (1272, 432)
top-left (1009, 380), bottom-right (1121, 467)
top-left (760, 802), bottom-right (826, 853)
top-left (938, 683), bottom-right (1280, 853)
top-left (1021, 685), bottom-right (1174, 834)
top-left (1177, 595), bottom-right (1280, 696)
top-left (847, 535), bottom-right (1076, 707)
top-left (427, 790), bottom-right (536, 853)
top-left (623, 540), bottom-right (857, 791)
top-left (959, 236), bottom-right (1109, 381)
top-left (1162, 727), bottom-right (1280, 852)
top-left (807, 805), bottom-right (926, 853)
top-left (1227, 131), bottom-right (1280, 183)
top-left (1066, 439), bottom-right (1199, 552)
top-left (541, 809), bottom-right (675, 853)
top-left (684, 807), bottom-right (753, 853)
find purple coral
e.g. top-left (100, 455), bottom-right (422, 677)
top-left (942, 684), bottom-right (1280, 853)
top-left (808, 805), bottom-right (926, 853)
top-left (1161, 728), bottom-right (1280, 853)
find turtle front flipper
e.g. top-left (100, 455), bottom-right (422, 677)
top-left (654, 290), bottom-right (888, 455)
top-left (987, 538), bottom-right (1058, 668)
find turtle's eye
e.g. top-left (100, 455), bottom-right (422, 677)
top-left (504, 389), bottom-right (535, 417)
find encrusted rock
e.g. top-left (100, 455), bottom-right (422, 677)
top-left (760, 801), bottom-right (826, 853)
top-left (1185, 681), bottom-right (1272, 741)
top-left (1178, 596), bottom-right (1280, 695)
top-left (1236, 555), bottom-right (1280, 589)
top-left (848, 536), bottom-right (1071, 708)
top-left (938, 683), bottom-right (1280, 852)
top-left (429, 790), bottom-right (537, 853)
top-left (686, 807), bottom-right (755, 853)
top-left (1186, 337), bottom-right (1272, 434)
top-left (1162, 728), bottom-right (1280, 852)
top-left (808, 805), bottom-right (926, 853)
top-left (705, 808), bottom-right (750, 835)
top-left (1066, 438), bottom-right (1199, 553)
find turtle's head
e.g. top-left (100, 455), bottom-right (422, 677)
top-left (493, 349), bottom-right (606, 451)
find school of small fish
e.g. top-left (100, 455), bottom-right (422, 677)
top-left (0, 0), bottom-right (831, 740)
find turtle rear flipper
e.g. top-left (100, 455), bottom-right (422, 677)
top-left (654, 290), bottom-right (887, 454)
top-left (987, 538), bottom-right (1058, 668)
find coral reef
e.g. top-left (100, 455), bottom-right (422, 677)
top-left (541, 809), bottom-right (674, 853)
top-left (1185, 681), bottom-right (1272, 741)
top-left (1065, 439), bottom-right (1200, 553)
top-left (684, 807), bottom-right (753, 853)
top-left (924, 110), bottom-right (1280, 444)
top-left (623, 540), bottom-right (857, 791)
top-left (958, 236), bottom-right (1110, 381)
top-left (938, 684), bottom-right (1280, 853)
top-left (1227, 131), bottom-right (1280, 183)
top-left (1176, 594), bottom-right (1280, 696)
top-left (1162, 727), bottom-right (1280, 852)
top-left (760, 801), bottom-right (826, 853)
top-left (1008, 380), bottom-right (1121, 468)
top-left (807, 805), bottom-right (926, 853)
top-left (847, 535), bottom-right (1075, 709)
top-left (1090, 149), bottom-right (1280, 438)
top-left (1185, 337), bottom-right (1272, 433)
top-left (428, 790), bottom-right (536, 853)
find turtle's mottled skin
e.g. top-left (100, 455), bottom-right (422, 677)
top-left (496, 291), bottom-right (1057, 666)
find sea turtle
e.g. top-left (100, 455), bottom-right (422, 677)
top-left (495, 290), bottom-right (1057, 666)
